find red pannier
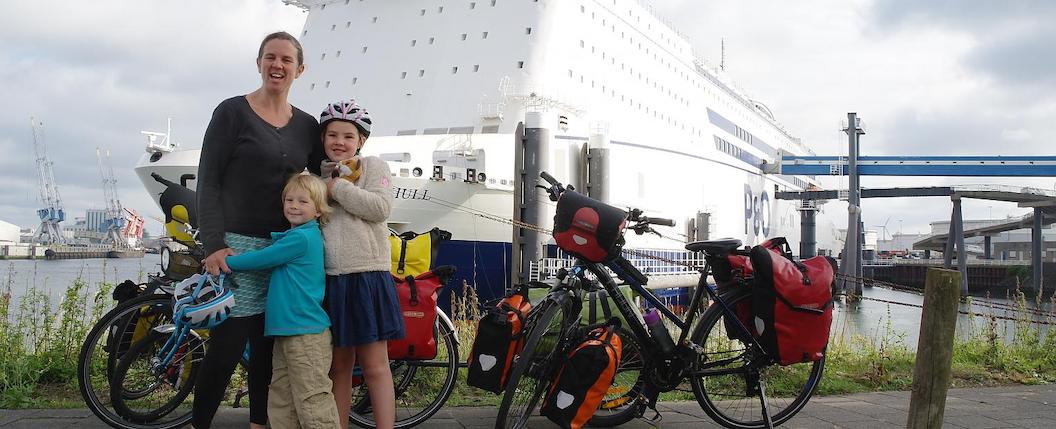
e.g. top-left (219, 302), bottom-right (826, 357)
top-left (553, 190), bottom-right (629, 262)
top-left (749, 243), bottom-right (836, 365)
top-left (387, 266), bottom-right (455, 360)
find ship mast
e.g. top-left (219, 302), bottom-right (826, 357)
top-left (96, 148), bottom-right (128, 247)
top-left (31, 117), bottom-right (65, 245)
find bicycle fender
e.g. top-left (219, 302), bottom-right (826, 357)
top-left (152, 324), bottom-right (204, 341)
top-left (436, 306), bottom-right (458, 345)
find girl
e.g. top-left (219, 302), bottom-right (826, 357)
top-left (317, 99), bottom-right (402, 429)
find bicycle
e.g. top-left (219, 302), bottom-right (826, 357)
top-left (102, 274), bottom-right (460, 429)
top-left (495, 172), bottom-right (825, 429)
top-left (80, 172), bottom-right (461, 429)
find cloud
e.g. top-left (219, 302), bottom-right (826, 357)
top-left (0, 0), bottom-right (306, 231)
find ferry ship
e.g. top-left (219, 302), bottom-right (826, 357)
top-left (135, 0), bottom-right (822, 300)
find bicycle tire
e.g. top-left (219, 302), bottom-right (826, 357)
top-left (494, 299), bottom-right (567, 429)
top-left (78, 293), bottom-right (184, 429)
top-left (348, 316), bottom-right (460, 429)
top-left (689, 288), bottom-right (824, 429)
top-left (108, 329), bottom-right (205, 425)
top-left (585, 324), bottom-right (645, 427)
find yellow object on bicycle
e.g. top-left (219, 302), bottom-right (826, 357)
top-left (388, 228), bottom-right (451, 277)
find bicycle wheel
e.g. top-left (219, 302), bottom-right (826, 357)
top-left (78, 292), bottom-right (184, 429)
top-left (348, 316), bottom-right (460, 429)
top-left (109, 329), bottom-right (206, 425)
top-left (689, 288), bottom-right (824, 429)
top-left (495, 299), bottom-right (567, 429)
top-left (586, 324), bottom-right (645, 427)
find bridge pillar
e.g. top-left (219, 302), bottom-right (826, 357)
top-left (942, 197), bottom-right (969, 294)
top-left (1033, 208), bottom-right (1043, 294)
top-left (799, 200), bottom-right (819, 258)
top-left (984, 235), bottom-right (992, 260)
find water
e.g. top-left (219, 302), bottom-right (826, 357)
top-left (2, 255), bottom-right (162, 309)
top-left (833, 285), bottom-right (1054, 351)
top-left (3, 257), bottom-right (1053, 352)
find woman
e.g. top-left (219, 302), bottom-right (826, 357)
top-left (194, 31), bottom-right (321, 429)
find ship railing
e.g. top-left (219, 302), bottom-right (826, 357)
top-left (531, 247), bottom-right (705, 289)
top-left (864, 258), bottom-right (1031, 267)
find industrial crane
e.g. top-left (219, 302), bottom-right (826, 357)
top-left (31, 117), bottom-right (65, 245)
top-left (96, 148), bottom-right (128, 247)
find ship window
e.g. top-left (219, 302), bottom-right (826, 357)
top-left (320, 53), bottom-right (326, 60)
top-left (451, 66), bottom-right (458, 74)
top-left (568, 69), bottom-right (572, 78)
top-left (396, 129), bottom-right (418, 136)
top-left (345, 21), bottom-right (351, 29)
top-left (470, 2), bottom-right (476, 9)
top-left (310, 83), bottom-right (315, 90)
top-left (581, 5), bottom-right (585, 13)
top-left (482, 31), bottom-right (489, 39)
top-left (411, 39), bottom-right (417, 46)
top-left (321, 3), bottom-right (326, 9)
top-left (491, 0), bottom-right (497, 6)
top-left (362, 46), bottom-right (368, 53)
top-left (336, 50), bottom-right (342, 57)
top-left (330, 24), bottom-right (336, 31)
top-left (419, 69), bottom-right (425, 77)
top-left (352, 77), bottom-right (358, 85)
top-left (399, 168), bottom-right (409, 177)
top-left (482, 125), bottom-right (500, 133)
top-left (420, 9), bottom-right (426, 16)
top-left (474, 64), bottom-right (480, 72)
top-left (525, 27), bottom-right (532, 35)
top-left (461, 33), bottom-right (467, 40)
top-left (438, 6), bottom-right (444, 13)
top-left (325, 81), bottom-right (331, 88)
top-left (579, 40), bottom-right (584, 48)
top-left (517, 61), bottom-right (524, 68)
top-left (372, 16), bottom-right (378, 23)
top-left (401, 72), bottom-right (407, 79)
top-left (429, 37), bottom-right (435, 44)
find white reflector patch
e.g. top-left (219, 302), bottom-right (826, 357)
top-left (572, 234), bottom-right (588, 245)
top-left (754, 316), bottom-right (765, 335)
top-left (479, 355), bottom-right (497, 371)
top-left (556, 391), bottom-right (575, 409)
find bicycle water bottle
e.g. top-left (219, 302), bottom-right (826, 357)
top-left (644, 308), bottom-right (676, 354)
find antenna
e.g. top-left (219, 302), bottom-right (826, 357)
top-left (720, 37), bottom-right (726, 71)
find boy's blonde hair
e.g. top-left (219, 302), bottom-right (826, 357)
top-left (282, 173), bottom-right (333, 225)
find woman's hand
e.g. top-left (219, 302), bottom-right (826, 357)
top-left (204, 248), bottom-right (235, 276)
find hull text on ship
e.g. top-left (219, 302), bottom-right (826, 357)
top-left (393, 187), bottom-right (429, 200)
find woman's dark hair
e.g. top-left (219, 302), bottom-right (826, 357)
top-left (257, 31), bottom-right (304, 65)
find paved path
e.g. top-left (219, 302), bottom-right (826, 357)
top-left (2, 385), bottom-right (1054, 428)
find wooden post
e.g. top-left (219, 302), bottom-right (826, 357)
top-left (907, 268), bottom-right (961, 429)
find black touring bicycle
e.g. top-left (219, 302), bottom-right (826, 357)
top-left (493, 172), bottom-right (827, 429)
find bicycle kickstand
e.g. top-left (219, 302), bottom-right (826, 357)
top-left (756, 378), bottom-right (775, 429)
top-left (233, 387), bottom-right (249, 408)
top-left (635, 392), bottom-right (663, 427)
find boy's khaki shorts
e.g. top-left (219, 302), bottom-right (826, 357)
top-left (268, 330), bottom-right (339, 429)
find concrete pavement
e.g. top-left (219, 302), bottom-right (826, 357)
top-left (2, 385), bottom-right (1054, 428)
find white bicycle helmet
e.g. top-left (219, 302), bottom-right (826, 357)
top-left (319, 99), bottom-right (372, 137)
top-left (173, 273), bottom-right (234, 330)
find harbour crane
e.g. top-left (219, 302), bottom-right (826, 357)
top-left (31, 117), bottom-right (65, 245)
top-left (96, 148), bottom-right (128, 247)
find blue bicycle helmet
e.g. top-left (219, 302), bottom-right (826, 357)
top-left (173, 273), bottom-right (234, 330)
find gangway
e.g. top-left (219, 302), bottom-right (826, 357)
top-left (769, 113), bottom-right (1054, 296)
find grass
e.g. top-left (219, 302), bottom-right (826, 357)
top-left (2, 264), bottom-right (1054, 410)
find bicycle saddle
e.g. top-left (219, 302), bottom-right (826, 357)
top-left (685, 238), bottom-right (742, 256)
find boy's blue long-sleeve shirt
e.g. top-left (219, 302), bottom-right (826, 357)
top-left (226, 219), bottom-right (329, 337)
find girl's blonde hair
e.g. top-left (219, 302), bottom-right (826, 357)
top-left (283, 173), bottom-right (333, 225)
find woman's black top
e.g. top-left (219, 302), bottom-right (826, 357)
top-left (196, 96), bottom-right (321, 255)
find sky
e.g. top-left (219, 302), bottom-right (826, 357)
top-left (1, 0), bottom-right (1053, 239)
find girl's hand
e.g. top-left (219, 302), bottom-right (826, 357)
top-left (204, 248), bottom-right (235, 275)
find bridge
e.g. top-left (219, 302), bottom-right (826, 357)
top-left (769, 113), bottom-right (1054, 295)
